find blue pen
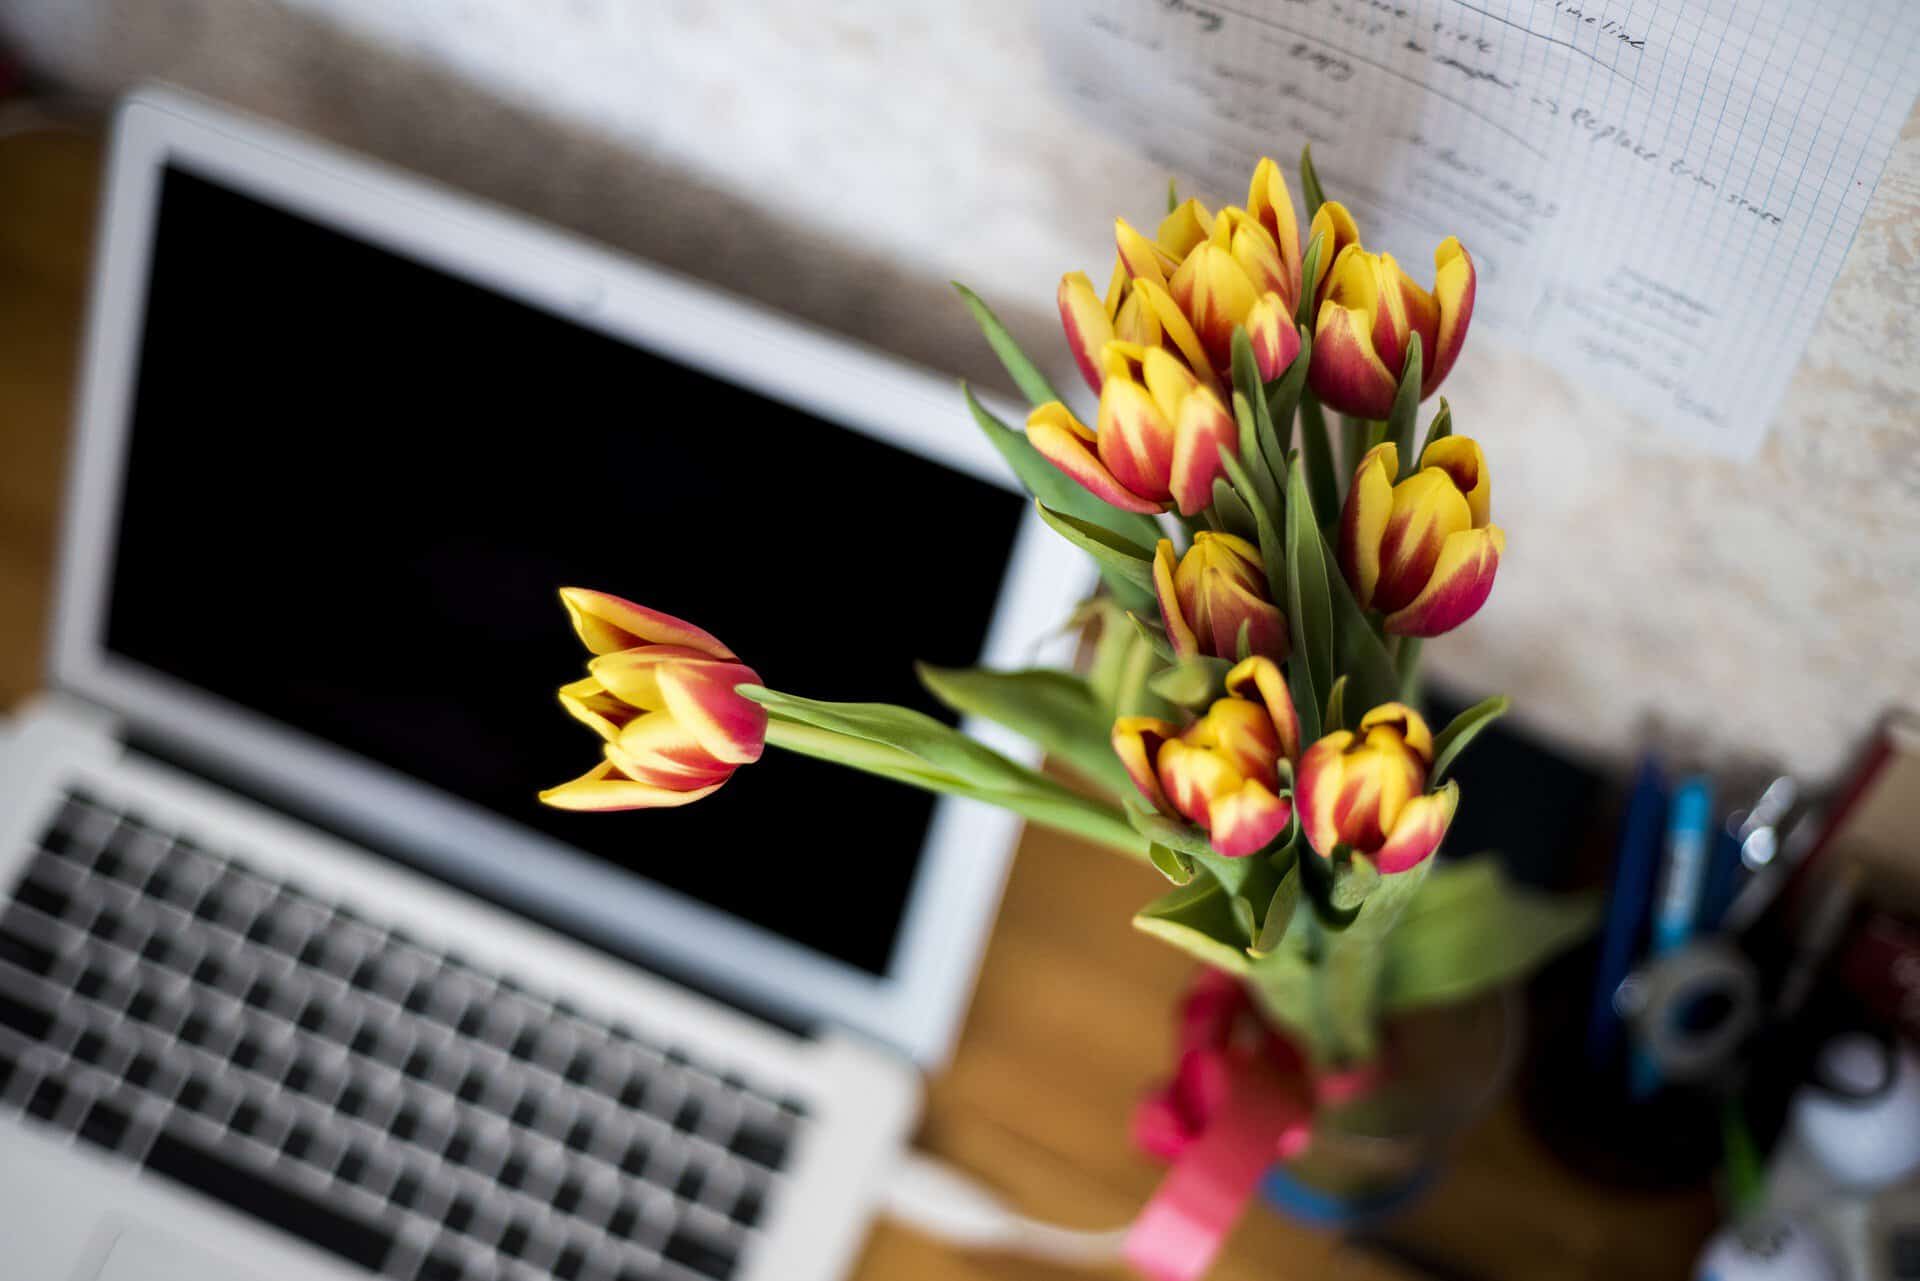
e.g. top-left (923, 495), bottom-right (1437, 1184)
top-left (1586, 756), bottom-right (1667, 1072)
top-left (1630, 774), bottom-right (1715, 1098)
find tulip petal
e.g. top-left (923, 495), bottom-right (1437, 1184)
top-left (1209, 779), bottom-right (1293, 858)
top-left (1383, 525), bottom-right (1505, 638)
top-left (606, 711), bottom-right (734, 789)
top-left (1246, 293), bottom-right (1301, 382)
top-left (1425, 238), bottom-right (1475, 397)
top-left (588, 645), bottom-right (721, 712)
top-left (1157, 198), bottom-right (1215, 260)
top-left (1307, 201), bottom-right (1361, 307)
top-left (1113, 716), bottom-right (1180, 812)
top-left (1375, 780), bottom-right (1459, 873)
top-left (1357, 702), bottom-right (1434, 766)
top-left (1225, 656), bottom-right (1300, 764)
top-left (559, 588), bottom-right (736, 659)
top-left (1026, 401), bottom-right (1165, 514)
top-left (1112, 286), bottom-right (1162, 348)
top-left (538, 759), bottom-right (726, 811)
top-left (1419, 435), bottom-right (1491, 529)
top-left (1185, 697), bottom-right (1280, 785)
top-left (1338, 442), bottom-right (1398, 610)
top-left (1058, 271), bottom-right (1116, 396)
top-left (558, 675), bottom-right (638, 742)
top-left (1098, 378), bottom-right (1179, 506)
top-left (1134, 277), bottom-right (1216, 382)
top-left (1295, 732), bottom-right (1352, 858)
top-left (1308, 298), bottom-right (1398, 420)
top-left (1171, 243), bottom-right (1259, 373)
top-left (1167, 388), bottom-right (1238, 516)
top-left (1246, 157), bottom-right (1303, 306)
top-left (1152, 540), bottom-right (1199, 660)
top-left (1157, 740), bottom-right (1244, 831)
top-left (1198, 568), bottom-right (1287, 663)
top-left (1116, 218), bottom-right (1178, 289)
top-left (1373, 467), bottom-right (1473, 614)
top-left (654, 660), bottom-right (768, 766)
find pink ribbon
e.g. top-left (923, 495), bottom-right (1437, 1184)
top-left (1123, 969), bottom-right (1377, 1281)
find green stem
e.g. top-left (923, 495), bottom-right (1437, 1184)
top-left (1395, 636), bottom-right (1425, 704)
top-left (1296, 392), bottom-right (1340, 530)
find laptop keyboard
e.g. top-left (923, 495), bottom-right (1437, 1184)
top-left (0, 788), bottom-right (808, 1280)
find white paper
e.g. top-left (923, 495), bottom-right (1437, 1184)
top-left (1037, 0), bottom-right (1920, 457)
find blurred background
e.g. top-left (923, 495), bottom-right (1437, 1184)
top-left (4, 6), bottom-right (1920, 1281)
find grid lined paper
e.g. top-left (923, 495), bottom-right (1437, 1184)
top-left (1038, 0), bottom-right (1920, 457)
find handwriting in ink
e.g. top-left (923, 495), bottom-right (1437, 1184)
top-left (1549, 1), bottom-right (1647, 51)
top-left (1434, 55), bottom-right (1515, 88)
top-left (1160, 0), bottom-right (1223, 33)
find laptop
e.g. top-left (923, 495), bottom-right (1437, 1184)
top-left (0, 87), bottom-right (1084, 1281)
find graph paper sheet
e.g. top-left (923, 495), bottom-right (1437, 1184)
top-left (1038, 0), bottom-right (1920, 457)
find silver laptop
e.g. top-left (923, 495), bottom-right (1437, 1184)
top-left (0, 87), bottom-right (1082, 1281)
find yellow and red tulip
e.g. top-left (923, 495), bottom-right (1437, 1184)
top-left (1306, 210), bottom-right (1476, 420)
top-left (1295, 703), bottom-right (1457, 873)
top-left (1339, 436), bottom-right (1504, 637)
top-left (1152, 532), bottom-right (1288, 663)
top-left (1026, 344), bottom-right (1240, 516)
top-left (539, 589), bottom-right (766, 811)
top-left (1112, 656), bottom-right (1301, 858)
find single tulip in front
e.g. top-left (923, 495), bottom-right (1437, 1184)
top-left (1296, 703), bottom-right (1457, 873)
top-left (1027, 343), bottom-right (1240, 516)
top-left (1152, 532), bottom-right (1289, 662)
top-left (1113, 656), bottom-right (1301, 857)
top-left (1306, 206), bottom-right (1476, 420)
top-left (1339, 435), bottom-right (1504, 637)
top-left (539, 589), bottom-right (766, 811)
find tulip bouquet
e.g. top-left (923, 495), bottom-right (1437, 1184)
top-left (538, 150), bottom-right (1592, 1083)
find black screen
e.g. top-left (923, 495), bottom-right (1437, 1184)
top-left (103, 165), bottom-right (1025, 976)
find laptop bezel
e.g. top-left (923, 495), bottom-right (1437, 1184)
top-left (49, 86), bottom-right (1094, 1068)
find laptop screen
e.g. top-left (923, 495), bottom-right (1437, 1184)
top-left (100, 164), bottom-right (1028, 979)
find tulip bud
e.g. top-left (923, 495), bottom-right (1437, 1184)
top-left (1111, 656), bottom-right (1301, 858)
top-left (540, 589), bottom-right (766, 811)
top-left (1296, 703), bottom-right (1458, 873)
top-left (1152, 533), bottom-right (1289, 663)
top-left (1339, 436), bottom-right (1504, 637)
top-left (1026, 346), bottom-right (1240, 516)
top-left (1306, 221), bottom-right (1476, 420)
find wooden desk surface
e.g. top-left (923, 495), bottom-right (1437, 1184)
top-left (0, 128), bottom-right (1715, 1281)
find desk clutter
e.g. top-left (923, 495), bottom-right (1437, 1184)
top-left (1528, 711), bottom-right (1920, 1281)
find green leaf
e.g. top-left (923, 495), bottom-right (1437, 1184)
top-left (1167, 177), bottom-right (1179, 215)
top-left (1296, 393), bottom-right (1340, 538)
top-left (1216, 446), bottom-right (1289, 615)
top-left (1294, 231), bottom-right (1327, 330)
top-left (760, 716), bottom-right (1151, 857)
top-left (1429, 695), bottom-right (1510, 783)
top-left (1297, 838), bottom-right (1360, 929)
top-left (1262, 325), bottom-right (1311, 467)
top-left (952, 283), bottom-right (1062, 409)
top-left (1380, 856), bottom-right (1600, 1013)
top-left (1418, 395), bottom-right (1452, 461)
top-left (916, 664), bottom-right (1134, 800)
top-left (960, 382), bottom-right (1164, 551)
top-left (1316, 857), bottom-right (1435, 1061)
top-left (1283, 455), bottom-right (1334, 728)
top-left (1228, 895), bottom-right (1260, 946)
top-left (1034, 501), bottom-right (1157, 594)
top-left (1300, 144), bottom-right (1328, 218)
top-left (1127, 804), bottom-right (1216, 860)
top-left (1251, 857), bottom-right (1303, 957)
top-left (1150, 842), bottom-right (1197, 886)
top-left (1230, 331), bottom-right (1283, 512)
top-left (1328, 851), bottom-right (1381, 913)
top-left (1210, 476), bottom-right (1258, 544)
top-left (1125, 611), bottom-right (1176, 662)
top-left (1324, 673), bottom-right (1349, 735)
top-left (1114, 630), bottom-right (1180, 721)
top-left (1083, 599), bottom-right (1136, 714)
top-left (1134, 880), bottom-right (1254, 977)
top-left (1320, 525), bottom-right (1401, 715)
top-left (1148, 655), bottom-right (1234, 709)
top-left (1385, 333), bottom-right (1424, 465)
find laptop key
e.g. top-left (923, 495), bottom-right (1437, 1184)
top-left (143, 1124), bottom-right (395, 1272)
top-left (663, 1223), bottom-right (738, 1280)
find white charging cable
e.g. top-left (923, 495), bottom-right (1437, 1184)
top-left (880, 1150), bottom-right (1132, 1266)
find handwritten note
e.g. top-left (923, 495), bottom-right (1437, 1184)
top-left (1037, 0), bottom-right (1920, 457)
